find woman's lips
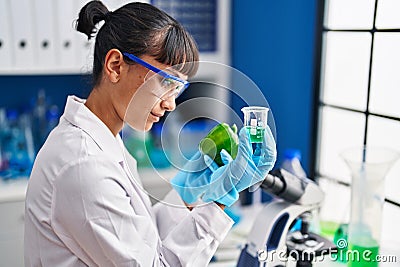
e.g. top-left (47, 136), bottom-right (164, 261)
top-left (150, 112), bottom-right (163, 122)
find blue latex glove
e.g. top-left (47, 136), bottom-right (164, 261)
top-left (170, 151), bottom-right (218, 204)
top-left (201, 126), bottom-right (277, 206)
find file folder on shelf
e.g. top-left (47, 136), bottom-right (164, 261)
top-left (33, 0), bottom-right (57, 69)
top-left (9, 0), bottom-right (35, 70)
top-left (55, 0), bottom-right (78, 70)
top-left (0, 0), bottom-right (13, 71)
top-left (10, 0), bottom-right (36, 70)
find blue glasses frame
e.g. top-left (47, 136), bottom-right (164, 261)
top-left (122, 52), bottom-right (190, 92)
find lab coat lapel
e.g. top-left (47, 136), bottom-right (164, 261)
top-left (116, 135), bottom-right (155, 213)
top-left (118, 158), bottom-right (156, 225)
top-left (62, 95), bottom-right (125, 163)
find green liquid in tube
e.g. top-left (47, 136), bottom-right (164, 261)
top-left (245, 126), bottom-right (265, 143)
top-left (333, 223), bottom-right (349, 263)
top-left (347, 242), bottom-right (379, 267)
top-left (320, 220), bottom-right (341, 240)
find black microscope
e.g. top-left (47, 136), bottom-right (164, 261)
top-left (236, 168), bottom-right (337, 267)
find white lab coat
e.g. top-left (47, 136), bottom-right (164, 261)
top-left (24, 96), bottom-right (233, 267)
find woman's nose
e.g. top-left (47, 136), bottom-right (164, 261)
top-left (161, 96), bottom-right (176, 111)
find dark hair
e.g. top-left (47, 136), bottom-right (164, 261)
top-left (76, 1), bottom-right (199, 86)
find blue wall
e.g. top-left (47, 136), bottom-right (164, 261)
top-left (232, 0), bottom-right (318, 173)
top-left (0, 75), bottom-right (91, 112)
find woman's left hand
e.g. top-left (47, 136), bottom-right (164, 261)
top-left (201, 126), bottom-right (277, 207)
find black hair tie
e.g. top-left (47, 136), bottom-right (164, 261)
top-left (104, 11), bottom-right (113, 22)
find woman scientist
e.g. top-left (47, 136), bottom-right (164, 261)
top-left (24, 1), bottom-right (277, 266)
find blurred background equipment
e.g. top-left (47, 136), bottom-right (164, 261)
top-left (0, 90), bottom-right (60, 181)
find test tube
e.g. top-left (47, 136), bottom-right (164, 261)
top-left (241, 106), bottom-right (269, 143)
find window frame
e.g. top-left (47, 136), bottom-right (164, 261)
top-left (311, 0), bottom-right (400, 208)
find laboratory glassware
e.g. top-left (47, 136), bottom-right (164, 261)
top-left (241, 106), bottom-right (269, 143)
top-left (341, 146), bottom-right (399, 267)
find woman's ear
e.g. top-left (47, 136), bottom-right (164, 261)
top-left (104, 49), bottom-right (124, 83)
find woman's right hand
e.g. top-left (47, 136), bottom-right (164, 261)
top-left (170, 151), bottom-right (218, 204)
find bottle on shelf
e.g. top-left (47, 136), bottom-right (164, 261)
top-left (32, 89), bottom-right (48, 153)
top-left (30, 90), bottom-right (61, 154)
top-left (1, 110), bottom-right (34, 179)
top-left (0, 109), bottom-right (8, 174)
top-left (46, 105), bottom-right (60, 136)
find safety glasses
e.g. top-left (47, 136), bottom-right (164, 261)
top-left (122, 52), bottom-right (189, 99)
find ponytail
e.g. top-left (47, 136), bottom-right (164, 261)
top-left (75, 0), bottom-right (109, 40)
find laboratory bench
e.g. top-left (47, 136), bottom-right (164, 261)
top-left (0, 178), bottom-right (27, 267)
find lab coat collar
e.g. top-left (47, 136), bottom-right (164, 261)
top-left (63, 95), bottom-right (124, 163)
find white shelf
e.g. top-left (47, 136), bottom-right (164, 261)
top-left (0, 68), bottom-right (92, 76)
top-left (0, 178), bottom-right (28, 203)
